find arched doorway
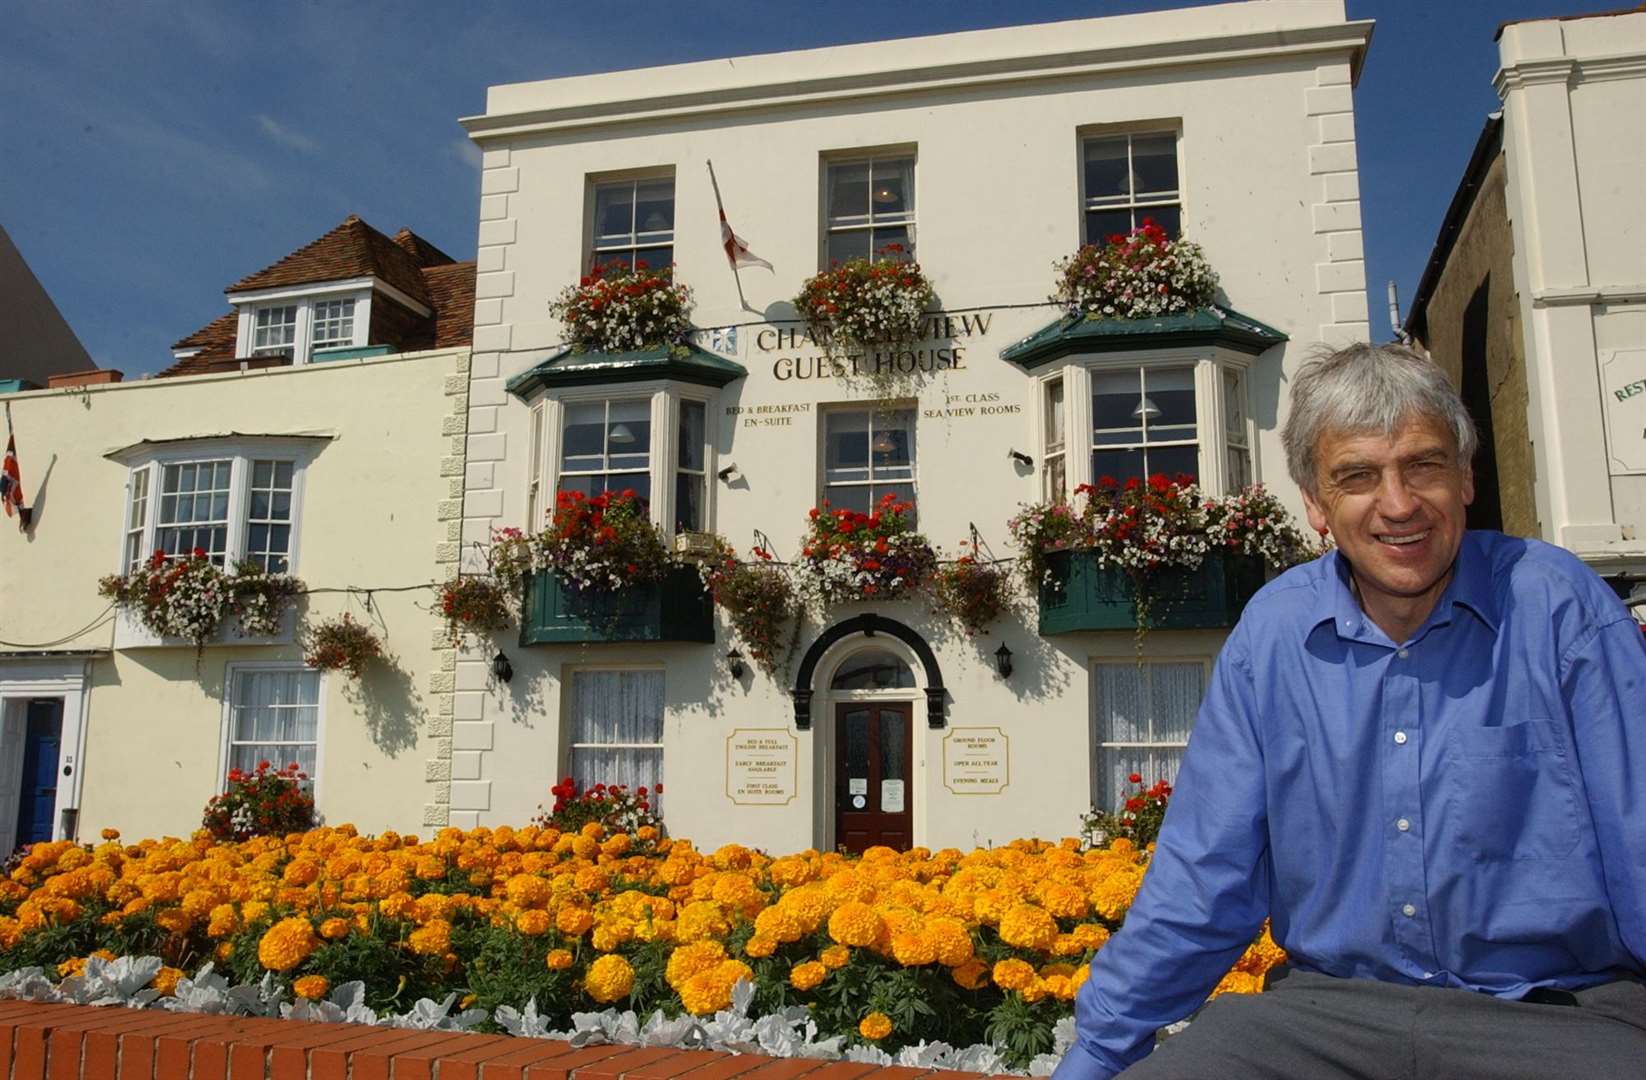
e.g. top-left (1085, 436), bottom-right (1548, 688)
top-left (791, 614), bottom-right (946, 852)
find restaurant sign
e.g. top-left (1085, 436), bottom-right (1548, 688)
top-left (1602, 349), bottom-right (1646, 474)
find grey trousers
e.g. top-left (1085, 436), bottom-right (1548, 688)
top-left (1118, 968), bottom-right (1646, 1080)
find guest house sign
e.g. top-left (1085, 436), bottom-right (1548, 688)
top-left (942, 727), bottom-right (1009, 795)
top-left (753, 313), bottom-right (994, 382)
top-left (726, 729), bottom-right (799, 805)
top-left (1602, 350), bottom-right (1646, 474)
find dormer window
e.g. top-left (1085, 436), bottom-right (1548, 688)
top-left (252, 306), bottom-right (298, 357)
top-left (309, 299), bottom-right (357, 359)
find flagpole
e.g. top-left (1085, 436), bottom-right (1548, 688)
top-left (707, 160), bottom-right (758, 314)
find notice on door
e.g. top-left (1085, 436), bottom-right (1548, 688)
top-left (726, 729), bottom-right (799, 805)
top-left (942, 727), bottom-right (1009, 794)
top-left (881, 779), bottom-right (906, 813)
top-left (1602, 349), bottom-right (1646, 474)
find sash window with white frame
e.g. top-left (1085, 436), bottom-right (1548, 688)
top-left (559, 398), bottom-right (652, 504)
top-left (590, 177), bottom-right (674, 273)
top-left (825, 156), bottom-right (916, 265)
top-left (309, 299), bottom-right (356, 358)
top-left (1043, 377), bottom-right (1067, 502)
top-left (567, 670), bottom-right (663, 816)
top-left (823, 407), bottom-right (916, 519)
top-left (224, 667), bottom-right (320, 791)
top-left (1093, 660), bottom-right (1204, 812)
top-left (675, 399), bottom-right (707, 533)
top-left (526, 402), bottom-right (547, 531)
top-left (1091, 366), bottom-right (1199, 484)
top-left (1082, 131), bottom-right (1181, 242)
top-left (1224, 368), bottom-right (1252, 491)
top-left (120, 443), bottom-right (307, 571)
top-left (251, 305), bottom-right (298, 356)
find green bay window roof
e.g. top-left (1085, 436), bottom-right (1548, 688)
top-left (1000, 306), bottom-right (1288, 370)
top-left (507, 342), bottom-right (747, 398)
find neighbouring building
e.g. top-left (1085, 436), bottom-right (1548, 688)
top-left (0, 224), bottom-right (94, 393)
top-left (0, 217), bottom-right (475, 848)
top-left (1406, 6), bottom-right (1646, 612)
top-left (450, 0), bottom-right (1374, 851)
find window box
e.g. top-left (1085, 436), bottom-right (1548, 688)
top-left (1037, 549), bottom-right (1265, 634)
top-left (112, 604), bottom-right (299, 651)
top-left (520, 566), bottom-right (714, 645)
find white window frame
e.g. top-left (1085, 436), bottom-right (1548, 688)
top-left (822, 151), bottom-right (917, 267)
top-left (1079, 127), bottom-right (1184, 244)
top-left (219, 662), bottom-right (325, 798)
top-left (114, 437), bottom-right (318, 574)
top-left (1091, 656), bottom-right (1210, 813)
top-left (526, 400), bottom-right (548, 532)
top-left (561, 665), bottom-right (665, 815)
top-left (251, 305), bottom-right (298, 357)
top-left (308, 298), bottom-right (358, 358)
top-left (231, 277), bottom-right (423, 365)
top-left (535, 382), bottom-right (718, 538)
top-left (1042, 376), bottom-right (1067, 502)
top-left (1041, 350), bottom-right (1257, 497)
top-left (819, 404), bottom-right (919, 519)
top-left (586, 171), bottom-right (676, 274)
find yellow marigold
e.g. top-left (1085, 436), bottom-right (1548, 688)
top-left (991, 958), bottom-right (1036, 991)
top-left (858, 1012), bottom-right (893, 1041)
top-left (776, 884), bottom-right (833, 933)
top-left (293, 974), bottom-right (330, 1000)
top-left (973, 888), bottom-right (1015, 926)
top-left (753, 905), bottom-right (805, 944)
top-left (546, 948), bottom-right (575, 971)
top-left (1021, 977), bottom-right (1050, 1003)
top-left (679, 960), bottom-right (753, 1015)
top-left (580, 821), bottom-right (606, 841)
top-left (768, 856), bottom-right (814, 888)
top-left (666, 939), bottom-right (727, 989)
top-left (998, 904), bottom-right (1059, 952)
top-left (1089, 865), bottom-right (1143, 922)
top-left (555, 906), bottom-right (595, 937)
top-left (1037, 881), bottom-right (1090, 920)
top-left (571, 836), bottom-right (599, 860)
top-left (675, 901), bottom-right (730, 943)
top-left (1209, 969), bottom-right (1264, 999)
top-left (744, 933), bottom-right (777, 958)
top-left (516, 909), bottom-right (551, 936)
top-left (152, 966), bottom-right (183, 996)
top-left (258, 917), bottom-right (318, 973)
top-left (505, 874), bottom-right (551, 909)
top-left (1071, 923), bottom-right (1111, 952)
top-left (407, 918), bottom-right (452, 957)
top-left (215, 941), bottom-right (234, 963)
top-left (924, 917), bottom-right (973, 966)
top-left (319, 917), bottom-right (351, 940)
top-left (283, 860), bottom-right (321, 886)
top-left (241, 899), bottom-right (271, 924)
top-left (591, 918), bottom-right (635, 952)
top-left (57, 956), bottom-right (87, 979)
top-left (890, 930), bottom-right (937, 967)
top-left (827, 901), bottom-right (882, 948)
top-left (155, 909), bottom-right (192, 934)
top-left (585, 953), bottom-right (634, 1004)
top-left (819, 944), bottom-right (850, 970)
top-left (951, 959), bottom-right (990, 990)
top-left (635, 825), bottom-right (658, 842)
top-left (1108, 838), bottom-right (1136, 857)
top-left (414, 855), bottom-right (447, 880)
top-left (789, 960), bottom-right (827, 992)
top-left (601, 833), bottom-right (631, 858)
top-left (101, 828), bottom-right (120, 840)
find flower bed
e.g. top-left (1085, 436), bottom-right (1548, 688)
top-left (0, 824), bottom-right (1282, 1072)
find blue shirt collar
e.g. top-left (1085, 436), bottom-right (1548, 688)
top-left (1313, 532), bottom-right (1500, 645)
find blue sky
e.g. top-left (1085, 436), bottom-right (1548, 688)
top-left (0, 1), bottom-right (1616, 375)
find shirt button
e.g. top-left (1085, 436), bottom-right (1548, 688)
top-left (1394, 731), bottom-right (1408, 745)
top-left (1402, 903), bottom-right (1417, 918)
top-left (1397, 648), bottom-right (1410, 659)
top-left (1397, 818), bottom-right (1411, 832)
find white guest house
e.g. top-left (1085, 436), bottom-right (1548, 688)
top-left (445, 0), bottom-right (1374, 851)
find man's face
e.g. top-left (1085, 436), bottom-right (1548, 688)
top-left (1300, 413), bottom-right (1474, 619)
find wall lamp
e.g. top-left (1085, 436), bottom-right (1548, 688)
top-left (1007, 449), bottom-right (1034, 468)
top-left (994, 642), bottom-right (1014, 680)
top-left (727, 649), bottom-right (746, 680)
top-left (491, 651), bottom-right (514, 684)
top-left (717, 463), bottom-right (740, 482)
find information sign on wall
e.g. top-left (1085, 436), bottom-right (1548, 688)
top-left (942, 727), bottom-right (1009, 795)
top-left (1602, 349), bottom-right (1646, 474)
top-left (726, 729), bottom-right (799, 805)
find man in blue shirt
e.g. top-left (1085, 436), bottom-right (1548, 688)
top-left (1054, 343), bottom-right (1646, 1079)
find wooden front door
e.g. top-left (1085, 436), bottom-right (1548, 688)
top-left (16, 700), bottom-right (62, 847)
top-left (835, 701), bottom-right (912, 852)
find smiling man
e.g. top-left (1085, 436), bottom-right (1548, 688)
top-left (1054, 343), bottom-right (1646, 1079)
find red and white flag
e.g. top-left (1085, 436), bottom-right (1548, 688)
top-left (708, 160), bottom-right (772, 272)
top-left (2, 432), bottom-right (30, 529)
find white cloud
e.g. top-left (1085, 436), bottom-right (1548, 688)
top-left (255, 114), bottom-right (321, 154)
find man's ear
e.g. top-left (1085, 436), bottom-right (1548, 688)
top-left (1300, 486), bottom-right (1330, 536)
top-left (1460, 462), bottom-right (1475, 507)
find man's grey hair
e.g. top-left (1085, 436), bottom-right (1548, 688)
top-left (1282, 342), bottom-right (1479, 496)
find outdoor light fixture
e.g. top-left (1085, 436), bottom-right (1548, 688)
top-left (717, 462), bottom-right (740, 482)
top-left (1007, 449), bottom-right (1034, 467)
top-left (491, 651), bottom-right (514, 684)
top-left (608, 423), bottom-right (637, 444)
top-left (1132, 396), bottom-right (1162, 422)
top-left (994, 642), bottom-right (1014, 679)
top-left (727, 649), bottom-right (746, 680)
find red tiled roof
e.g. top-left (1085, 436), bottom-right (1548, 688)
top-left (157, 351), bottom-right (292, 378)
top-left (393, 228), bottom-right (457, 269)
top-left (170, 311), bottom-right (238, 354)
top-left (227, 215), bottom-right (432, 306)
top-left (424, 261), bottom-right (476, 350)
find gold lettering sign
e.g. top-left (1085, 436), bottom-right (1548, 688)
top-left (760, 314), bottom-right (992, 382)
top-left (942, 727), bottom-right (1010, 795)
top-left (726, 729), bottom-right (800, 805)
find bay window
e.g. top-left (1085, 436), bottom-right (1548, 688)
top-left (1043, 378), bottom-right (1066, 501)
top-left (823, 407), bottom-right (916, 517)
top-left (1091, 367), bottom-right (1199, 484)
top-left (560, 398), bottom-right (653, 501)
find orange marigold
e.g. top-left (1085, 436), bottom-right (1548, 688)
top-left (257, 917), bottom-right (318, 973)
top-left (789, 960), bottom-right (827, 991)
top-left (858, 1012), bottom-right (893, 1041)
top-left (293, 974), bottom-right (330, 1000)
top-left (585, 953), bottom-right (634, 1004)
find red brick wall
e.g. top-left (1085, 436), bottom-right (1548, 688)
top-left (0, 1000), bottom-right (1009, 1080)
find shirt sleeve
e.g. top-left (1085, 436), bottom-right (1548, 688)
top-left (1054, 635), bottom-right (1272, 1080)
top-left (1564, 615), bottom-right (1646, 969)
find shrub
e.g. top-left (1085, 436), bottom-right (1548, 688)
top-left (202, 761), bottom-right (315, 842)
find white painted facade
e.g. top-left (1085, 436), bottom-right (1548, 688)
top-left (1496, 11), bottom-right (1646, 573)
top-left (453, 2), bottom-right (1373, 850)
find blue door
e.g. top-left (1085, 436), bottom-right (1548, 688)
top-left (16, 700), bottom-right (62, 846)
